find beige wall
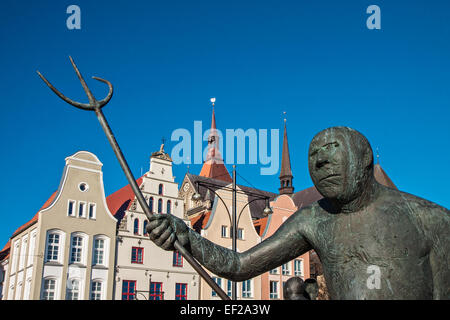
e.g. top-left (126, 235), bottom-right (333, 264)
top-left (260, 194), bottom-right (311, 300)
top-left (5, 151), bottom-right (117, 300)
top-left (196, 185), bottom-right (263, 300)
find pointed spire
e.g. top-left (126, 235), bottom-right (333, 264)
top-left (279, 115), bottom-right (294, 195)
top-left (199, 99), bottom-right (232, 183)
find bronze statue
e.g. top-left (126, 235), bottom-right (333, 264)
top-left (283, 277), bottom-right (308, 300)
top-left (147, 126), bottom-right (450, 299)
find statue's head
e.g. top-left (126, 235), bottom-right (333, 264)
top-left (308, 127), bottom-right (374, 205)
top-left (283, 277), bottom-right (306, 300)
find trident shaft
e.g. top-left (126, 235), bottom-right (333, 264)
top-left (37, 57), bottom-right (230, 300)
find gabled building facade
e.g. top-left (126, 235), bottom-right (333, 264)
top-left (108, 144), bottom-right (199, 300)
top-left (1, 151), bottom-right (117, 300)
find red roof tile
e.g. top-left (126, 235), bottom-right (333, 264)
top-left (11, 191), bottom-right (57, 239)
top-left (106, 177), bottom-right (144, 222)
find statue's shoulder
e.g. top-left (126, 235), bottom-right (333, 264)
top-left (381, 186), bottom-right (450, 230)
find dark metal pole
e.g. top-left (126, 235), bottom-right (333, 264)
top-left (232, 165), bottom-right (237, 300)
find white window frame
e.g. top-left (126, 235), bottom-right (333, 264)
top-left (92, 235), bottom-right (109, 267)
top-left (90, 280), bottom-right (103, 300)
top-left (27, 230), bottom-right (37, 267)
top-left (78, 201), bottom-right (87, 218)
top-left (88, 203), bottom-right (97, 220)
top-left (241, 279), bottom-right (252, 298)
top-left (18, 236), bottom-right (28, 271)
top-left (269, 267), bottom-right (278, 275)
top-left (69, 233), bottom-right (88, 265)
top-left (41, 278), bottom-right (57, 300)
top-left (211, 277), bottom-right (222, 297)
top-left (270, 280), bottom-right (279, 299)
top-left (221, 226), bottom-right (227, 238)
top-left (66, 278), bottom-right (81, 300)
top-left (67, 199), bottom-right (76, 217)
top-left (11, 240), bottom-right (20, 273)
top-left (294, 259), bottom-right (304, 277)
top-left (282, 262), bottom-right (291, 275)
top-left (45, 230), bottom-right (65, 264)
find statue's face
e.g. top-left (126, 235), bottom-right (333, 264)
top-left (308, 127), bottom-right (372, 203)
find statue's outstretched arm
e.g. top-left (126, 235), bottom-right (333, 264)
top-left (185, 210), bottom-right (313, 281)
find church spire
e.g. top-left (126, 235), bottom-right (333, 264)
top-left (199, 98), bottom-right (232, 183)
top-left (279, 117), bottom-right (294, 195)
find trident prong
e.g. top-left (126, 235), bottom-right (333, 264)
top-left (37, 56), bottom-right (113, 111)
top-left (37, 57), bottom-right (231, 301)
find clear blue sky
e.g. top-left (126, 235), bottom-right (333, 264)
top-left (0, 0), bottom-right (449, 246)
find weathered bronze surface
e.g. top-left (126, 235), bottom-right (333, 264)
top-left (147, 126), bottom-right (450, 299)
top-left (283, 277), bottom-right (307, 300)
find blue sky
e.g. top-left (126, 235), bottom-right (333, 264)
top-left (0, 0), bottom-right (449, 245)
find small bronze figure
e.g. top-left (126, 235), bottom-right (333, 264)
top-left (147, 126), bottom-right (450, 299)
top-left (283, 277), bottom-right (308, 300)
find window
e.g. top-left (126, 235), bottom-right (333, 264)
top-left (70, 236), bottom-right (83, 263)
top-left (158, 199), bottom-right (163, 213)
top-left (131, 247), bottom-right (143, 264)
top-left (211, 277), bottom-right (222, 297)
top-left (134, 219), bottom-right (139, 235)
top-left (242, 280), bottom-right (252, 298)
top-left (173, 251), bottom-right (183, 267)
top-left (93, 238), bottom-right (105, 265)
top-left (149, 282), bottom-right (163, 300)
top-left (79, 182), bottom-right (89, 192)
top-left (27, 231), bottom-right (37, 267)
top-left (237, 228), bottom-right (244, 240)
top-left (11, 241), bottom-right (19, 272)
top-left (269, 267), bottom-right (278, 275)
top-left (221, 226), bottom-right (227, 238)
top-left (78, 202), bottom-right (86, 218)
top-left (230, 227), bottom-right (244, 239)
top-left (18, 237), bottom-right (28, 271)
top-left (143, 220), bottom-right (148, 236)
top-left (294, 259), bottom-right (303, 276)
top-left (46, 233), bottom-right (60, 262)
top-left (66, 279), bottom-right (80, 300)
top-left (68, 200), bottom-right (76, 216)
top-left (227, 280), bottom-right (232, 297)
top-left (122, 280), bottom-right (136, 300)
top-left (175, 283), bottom-right (187, 300)
top-left (90, 281), bottom-right (102, 300)
top-left (167, 200), bottom-right (171, 214)
top-left (149, 197), bottom-right (154, 212)
top-left (158, 184), bottom-right (164, 195)
top-left (270, 281), bottom-right (279, 299)
top-left (282, 263), bottom-right (291, 275)
top-left (42, 279), bottom-right (56, 300)
top-left (88, 203), bottom-right (96, 219)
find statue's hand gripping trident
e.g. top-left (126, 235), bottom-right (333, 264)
top-left (37, 57), bottom-right (230, 300)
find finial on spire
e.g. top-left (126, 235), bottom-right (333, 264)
top-left (210, 97), bottom-right (216, 108)
top-left (283, 111), bottom-right (287, 124)
top-left (376, 147), bottom-right (380, 164)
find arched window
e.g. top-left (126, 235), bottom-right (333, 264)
top-left (149, 197), bottom-right (154, 212)
top-left (69, 232), bottom-right (88, 265)
top-left (134, 219), bottom-right (139, 235)
top-left (90, 281), bottom-right (103, 300)
top-left (66, 279), bottom-right (80, 300)
top-left (158, 199), bottom-right (163, 213)
top-left (158, 184), bottom-right (163, 195)
top-left (143, 220), bottom-right (148, 236)
top-left (167, 200), bottom-right (171, 214)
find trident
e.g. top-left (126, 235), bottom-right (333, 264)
top-left (37, 57), bottom-right (230, 300)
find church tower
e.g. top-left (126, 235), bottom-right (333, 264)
top-left (199, 100), bottom-right (232, 183)
top-left (279, 119), bottom-right (294, 195)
